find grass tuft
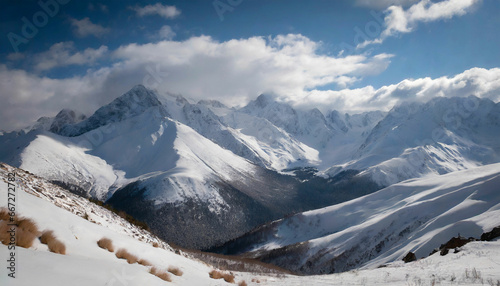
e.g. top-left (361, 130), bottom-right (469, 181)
top-left (0, 220), bottom-right (10, 245)
top-left (0, 216), bottom-right (39, 249)
top-left (17, 217), bottom-right (40, 236)
top-left (47, 238), bottom-right (66, 254)
top-left (115, 248), bottom-right (139, 264)
top-left (210, 269), bottom-right (235, 283)
top-left (138, 259), bottom-right (153, 267)
top-left (97, 237), bottom-right (114, 252)
top-left (167, 266), bottom-right (183, 276)
top-left (40, 230), bottom-right (56, 244)
top-left (0, 207), bottom-right (9, 221)
top-left (150, 267), bottom-right (172, 282)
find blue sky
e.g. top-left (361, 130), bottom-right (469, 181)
top-left (1, 0), bottom-right (500, 130)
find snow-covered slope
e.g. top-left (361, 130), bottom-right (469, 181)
top-left (326, 96), bottom-right (500, 186)
top-left (214, 163), bottom-right (500, 275)
top-left (3, 163), bottom-right (500, 286)
top-left (0, 163), bottom-right (245, 286)
top-left (158, 93), bottom-right (321, 170)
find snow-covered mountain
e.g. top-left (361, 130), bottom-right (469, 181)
top-left (328, 96), bottom-right (500, 186)
top-left (0, 85), bottom-right (377, 249)
top-left (1, 84), bottom-right (499, 251)
top-left (213, 163), bottom-right (500, 275)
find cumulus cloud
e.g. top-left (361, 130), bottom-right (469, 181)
top-left (0, 34), bottom-right (391, 130)
top-left (33, 42), bottom-right (108, 71)
top-left (112, 34), bottom-right (393, 105)
top-left (0, 64), bottom-right (109, 131)
top-left (70, 17), bottom-right (110, 38)
top-left (358, 0), bottom-right (481, 48)
top-left (131, 3), bottom-right (181, 19)
top-left (296, 67), bottom-right (500, 113)
top-left (2, 34), bottom-right (498, 132)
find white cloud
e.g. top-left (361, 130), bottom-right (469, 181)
top-left (354, 0), bottom-right (419, 9)
top-left (0, 34), bottom-right (391, 130)
top-left (0, 64), bottom-right (109, 131)
top-left (3, 34), bottom-right (499, 132)
top-left (295, 67), bottom-right (500, 113)
top-left (358, 0), bottom-right (481, 48)
top-left (132, 3), bottom-right (181, 19)
top-left (158, 25), bottom-right (176, 40)
top-left (33, 42), bottom-right (108, 71)
top-left (70, 17), bottom-right (110, 38)
top-left (112, 34), bottom-right (393, 105)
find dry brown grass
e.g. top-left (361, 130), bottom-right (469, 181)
top-left (138, 259), bottom-right (152, 267)
top-left (209, 269), bottom-right (223, 279)
top-left (223, 273), bottom-right (235, 283)
top-left (167, 266), bottom-right (183, 276)
top-left (0, 220), bottom-right (11, 245)
top-left (39, 229), bottom-right (66, 254)
top-left (15, 217), bottom-right (40, 238)
top-left (152, 242), bottom-right (159, 248)
top-left (47, 238), bottom-right (66, 254)
top-left (97, 237), bottom-right (114, 252)
top-left (16, 227), bottom-right (38, 248)
top-left (0, 216), bottom-right (39, 248)
top-left (238, 281), bottom-right (247, 286)
top-left (251, 278), bottom-right (261, 283)
top-left (0, 207), bottom-right (9, 221)
top-left (40, 230), bottom-right (56, 244)
top-left (150, 267), bottom-right (172, 282)
top-left (209, 269), bottom-right (235, 283)
top-left (115, 248), bottom-right (139, 264)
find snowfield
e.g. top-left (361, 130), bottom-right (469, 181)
top-left (2, 163), bottom-right (500, 285)
top-left (216, 163), bottom-right (500, 276)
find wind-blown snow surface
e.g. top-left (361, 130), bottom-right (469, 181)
top-left (216, 163), bottom-right (500, 275)
top-left (2, 164), bottom-right (500, 285)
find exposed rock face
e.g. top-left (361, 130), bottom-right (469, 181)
top-left (481, 226), bottom-right (500, 241)
top-left (402, 252), bottom-right (416, 263)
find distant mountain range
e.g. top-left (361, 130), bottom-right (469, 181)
top-left (1, 84), bottom-right (499, 251)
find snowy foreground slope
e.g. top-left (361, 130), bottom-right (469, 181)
top-left (2, 164), bottom-right (500, 285)
top-left (215, 163), bottom-right (500, 275)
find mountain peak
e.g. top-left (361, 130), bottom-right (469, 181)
top-left (254, 94), bottom-right (276, 108)
top-left (115, 84), bottom-right (162, 108)
top-left (58, 85), bottom-right (166, 137)
top-left (49, 109), bottom-right (87, 134)
top-left (198, 99), bottom-right (227, 109)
